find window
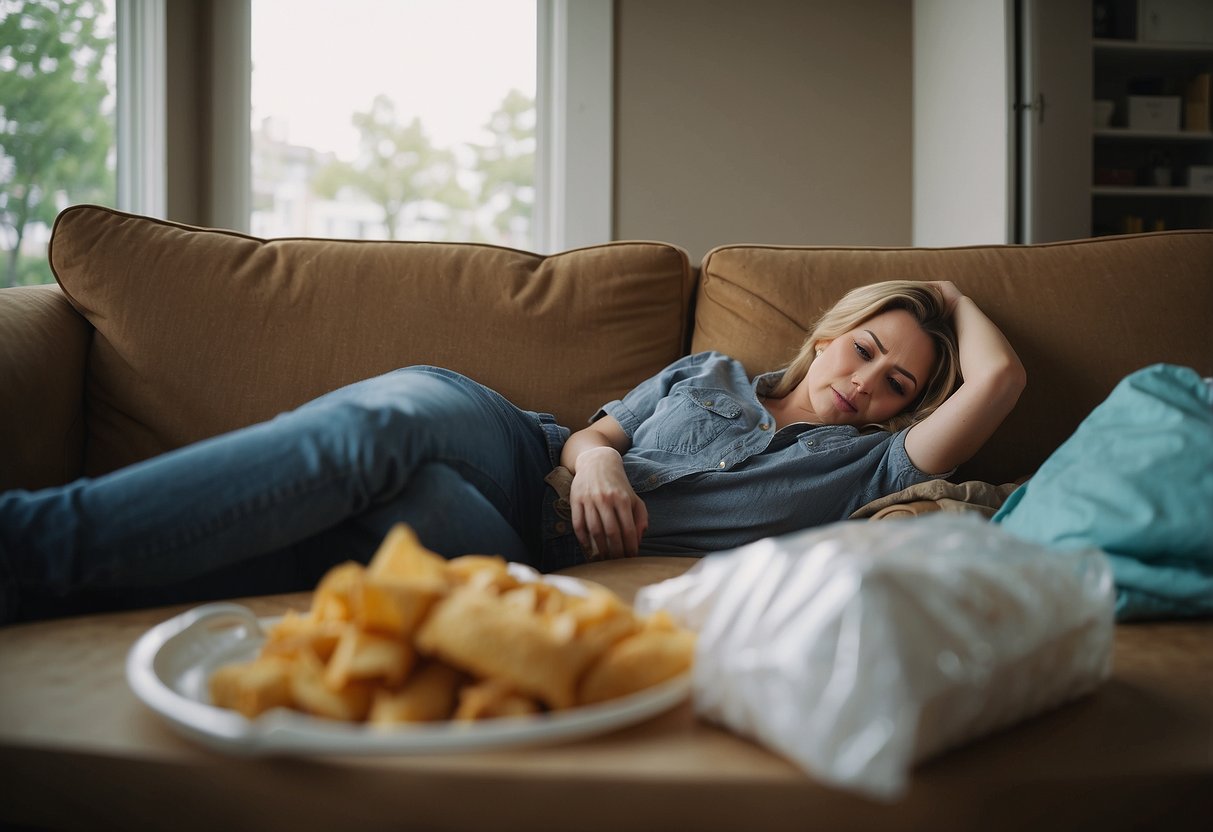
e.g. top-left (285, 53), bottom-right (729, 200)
top-left (0, 0), bottom-right (117, 287)
top-left (250, 0), bottom-right (538, 248)
top-left (0, 0), bottom-right (613, 282)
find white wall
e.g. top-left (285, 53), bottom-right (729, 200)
top-left (913, 0), bottom-right (1014, 246)
top-left (615, 0), bottom-right (913, 263)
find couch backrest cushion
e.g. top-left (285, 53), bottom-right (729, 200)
top-left (50, 205), bottom-right (694, 477)
top-left (692, 233), bottom-right (1213, 484)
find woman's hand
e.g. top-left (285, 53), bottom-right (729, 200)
top-left (569, 446), bottom-right (648, 559)
top-left (560, 415), bottom-right (647, 559)
top-left (927, 280), bottom-right (963, 316)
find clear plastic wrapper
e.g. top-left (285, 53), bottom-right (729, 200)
top-left (634, 513), bottom-right (1115, 800)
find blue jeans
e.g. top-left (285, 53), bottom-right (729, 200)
top-left (0, 367), bottom-right (572, 621)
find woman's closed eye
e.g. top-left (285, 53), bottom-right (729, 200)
top-left (854, 341), bottom-right (907, 396)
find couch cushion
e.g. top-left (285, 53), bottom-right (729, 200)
top-left (692, 233), bottom-right (1213, 484)
top-left (49, 205), bottom-right (693, 477)
top-left (0, 285), bottom-right (91, 490)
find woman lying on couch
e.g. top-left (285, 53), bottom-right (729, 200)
top-left (0, 280), bottom-right (1025, 622)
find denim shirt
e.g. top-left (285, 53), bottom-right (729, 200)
top-left (541, 351), bottom-right (938, 566)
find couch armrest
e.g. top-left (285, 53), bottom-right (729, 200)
top-left (0, 285), bottom-right (91, 491)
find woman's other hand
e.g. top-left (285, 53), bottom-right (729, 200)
top-left (569, 447), bottom-right (648, 558)
top-left (561, 416), bottom-right (647, 559)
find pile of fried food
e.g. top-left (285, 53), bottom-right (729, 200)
top-left (209, 524), bottom-right (695, 724)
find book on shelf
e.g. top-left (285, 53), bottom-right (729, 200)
top-left (1186, 74), bottom-right (1210, 133)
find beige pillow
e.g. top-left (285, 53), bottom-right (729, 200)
top-left (693, 235), bottom-right (1213, 484)
top-left (50, 206), bottom-right (694, 477)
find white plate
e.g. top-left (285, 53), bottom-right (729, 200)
top-left (126, 567), bottom-right (691, 756)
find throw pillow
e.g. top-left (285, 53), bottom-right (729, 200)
top-left (993, 363), bottom-right (1213, 620)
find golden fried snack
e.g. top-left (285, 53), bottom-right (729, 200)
top-left (557, 587), bottom-right (640, 662)
top-left (444, 554), bottom-right (521, 593)
top-left (368, 661), bottom-right (463, 725)
top-left (209, 656), bottom-right (293, 719)
top-left (352, 526), bottom-right (450, 639)
top-left (324, 624), bottom-right (414, 690)
top-left (578, 625), bottom-right (696, 706)
top-left (415, 584), bottom-right (635, 710)
top-left (366, 524), bottom-right (449, 589)
top-left (311, 561), bottom-right (365, 622)
top-left (454, 678), bottom-right (541, 721)
top-left (355, 578), bottom-right (443, 640)
top-left (208, 523), bottom-right (697, 725)
top-left (261, 610), bottom-right (345, 663)
top-left (289, 650), bottom-right (373, 722)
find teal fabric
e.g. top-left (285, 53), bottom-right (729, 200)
top-left (993, 364), bottom-right (1213, 621)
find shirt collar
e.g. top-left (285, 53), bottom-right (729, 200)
top-left (753, 369), bottom-right (786, 398)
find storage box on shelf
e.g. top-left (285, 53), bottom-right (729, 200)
top-left (1126, 95), bottom-right (1182, 130)
top-left (1189, 164), bottom-right (1213, 190)
top-left (1136, 0), bottom-right (1213, 45)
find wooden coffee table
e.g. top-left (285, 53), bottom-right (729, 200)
top-left (1, 557), bottom-right (1209, 831)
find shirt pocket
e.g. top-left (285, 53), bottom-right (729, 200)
top-left (642, 388), bottom-right (744, 455)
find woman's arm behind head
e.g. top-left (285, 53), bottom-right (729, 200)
top-left (903, 287), bottom-right (1027, 476)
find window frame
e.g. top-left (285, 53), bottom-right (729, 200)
top-left (116, 0), bottom-right (167, 218)
top-left (536, 0), bottom-right (614, 252)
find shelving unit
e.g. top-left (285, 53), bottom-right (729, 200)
top-left (1089, 4), bottom-right (1213, 235)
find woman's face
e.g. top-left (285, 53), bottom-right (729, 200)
top-left (799, 309), bottom-right (936, 426)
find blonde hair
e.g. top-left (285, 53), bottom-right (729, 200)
top-left (770, 280), bottom-right (960, 432)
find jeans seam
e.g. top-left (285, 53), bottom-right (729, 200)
top-left (98, 462), bottom-right (360, 580)
top-left (429, 452), bottom-right (518, 519)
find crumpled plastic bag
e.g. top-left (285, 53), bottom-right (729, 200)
top-left (634, 513), bottom-right (1115, 800)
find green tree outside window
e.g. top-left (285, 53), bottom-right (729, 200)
top-left (1, 0), bottom-right (115, 287)
top-left (312, 89), bottom-right (535, 246)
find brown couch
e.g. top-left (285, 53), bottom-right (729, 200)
top-left (1, 205), bottom-right (1211, 829)
top-left (4, 205), bottom-right (1211, 492)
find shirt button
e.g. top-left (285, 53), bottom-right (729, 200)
top-left (702, 400), bottom-right (714, 407)
top-left (759, 422), bottom-right (770, 431)
top-left (805, 440), bottom-right (815, 446)
top-left (718, 460), bottom-right (726, 468)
